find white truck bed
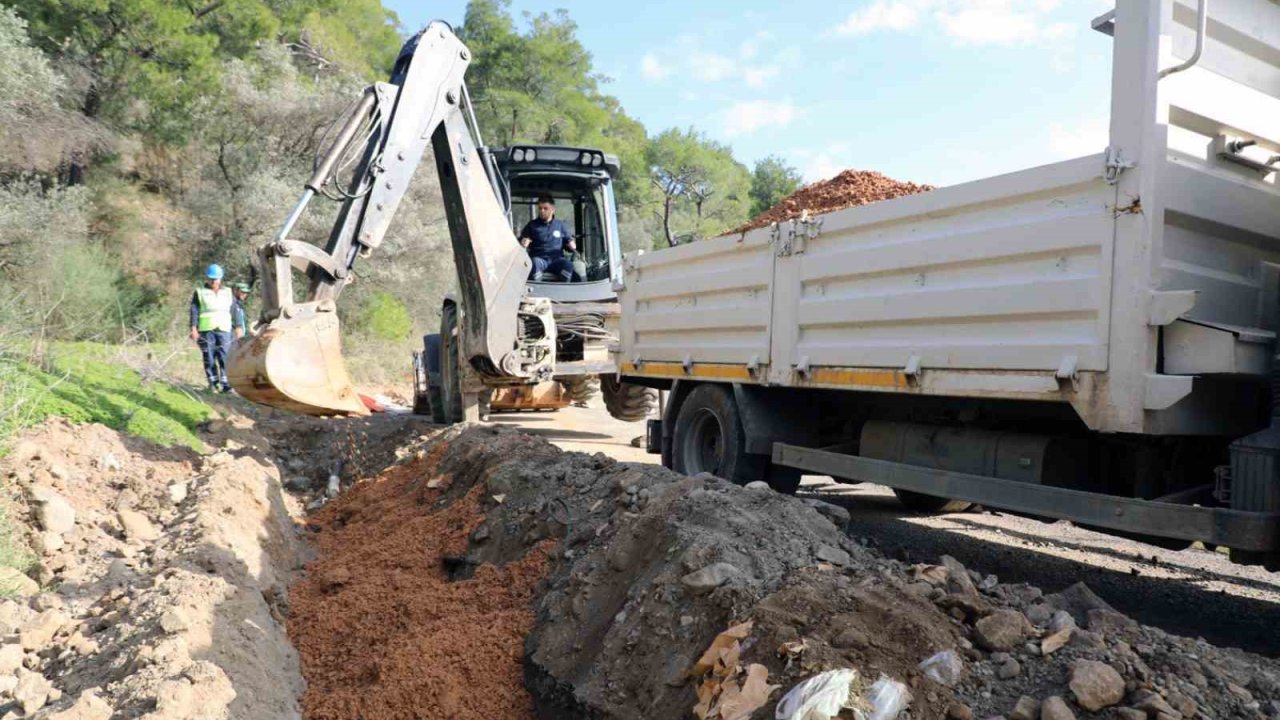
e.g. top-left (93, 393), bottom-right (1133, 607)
top-left (617, 0), bottom-right (1280, 436)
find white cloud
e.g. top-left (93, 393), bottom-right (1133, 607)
top-left (643, 31), bottom-right (792, 89)
top-left (836, 0), bottom-right (926, 36)
top-left (724, 100), bottom-right (800, 137)
top-left (836, 0), bottom-right (1077, 49)
top-left (690, 51), bottom-right (738, 82)
top-left (743, 66), bottom-right (780, 89)
top-left (793, 143), bottom-right (854, 182)
top-left (640, 53), bottom-right (669, 81)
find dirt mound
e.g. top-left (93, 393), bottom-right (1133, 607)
top-left (295, 426), bottom-right (1280, 720)
top-left (0, 415), bottom-right (303, 719)
top-left (730, 169), bottom-right (933, 234)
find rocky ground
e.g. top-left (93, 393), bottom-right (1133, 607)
top-left (291, 424), bottom-right (1280, 720)
top-left (0, 408), bottom-right (1278, 720)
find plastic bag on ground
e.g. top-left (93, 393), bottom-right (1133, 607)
top-left (865, 676), bottom-right (912, 720)
top-left (775, 668), bottom-right (856, 720)
top-left (918, 649), bottom-right (963, 687)
top-left (776, 670), bottom-right (912, 720)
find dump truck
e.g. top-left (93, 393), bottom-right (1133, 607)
top-left (228, 22), bottom-right (653, 422)
top-left (617, 0), bottom-right (1280, 569)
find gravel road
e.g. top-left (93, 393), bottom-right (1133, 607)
top-left (495, 400), bottom-right (1280, 658)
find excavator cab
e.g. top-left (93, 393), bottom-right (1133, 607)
top-left (493, 146), bottom-right (622, 299)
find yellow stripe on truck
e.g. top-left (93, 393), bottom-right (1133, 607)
top-left (622, 362), bottom-right (911, 390)
top-left (620, 362), bottom-right (755, 381)
top-left (804, 368), bottom-right (911, 389)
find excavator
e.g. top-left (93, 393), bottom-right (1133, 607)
top-left (227, 22), bottom-right (655, 423)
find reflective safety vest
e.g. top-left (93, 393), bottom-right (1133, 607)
top-left (195, 287), bottom-right (234, 332)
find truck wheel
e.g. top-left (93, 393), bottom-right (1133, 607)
top-left (439, 306), bottom-right (463, 424)
top-left (558, 376), bottom-right (599, 405)
top-left (672, 384), bottom-right (765, 485)
top-left (421, 334), bottom-right (445, 423)
top-left (601, 374), bottom-right (656, 422)
top-left (893, 489), bottom-right (972, 513)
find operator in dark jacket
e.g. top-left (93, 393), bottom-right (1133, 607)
top-left (518, 195), bottom-right (577, 282)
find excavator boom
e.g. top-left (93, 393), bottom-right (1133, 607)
top-left (229, 22), bottom-right (538, 415)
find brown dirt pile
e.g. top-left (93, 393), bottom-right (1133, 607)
top-left (288, 444), bottom-right (551, 720)
top-left (730, 169), bottom-right (933, 233)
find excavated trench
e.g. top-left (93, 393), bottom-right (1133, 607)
top-left (285, 423), bottom-right (1280, 720)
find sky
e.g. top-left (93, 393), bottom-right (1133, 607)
top-left (384, 0), bottom-right (1119, 188)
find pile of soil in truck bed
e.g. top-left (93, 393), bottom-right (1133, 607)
top-left (730, 169), bottom-right (934, 233)
top-left (289, 426), bottom-right (1280, 720)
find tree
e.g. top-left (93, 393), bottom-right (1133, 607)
top-left (646, 128), bottom-right (750, 246)
top-left (749, 155), bottom-right (802, 217)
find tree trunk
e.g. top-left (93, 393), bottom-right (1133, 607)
top-left (663, 195), bottom-right (677, 247)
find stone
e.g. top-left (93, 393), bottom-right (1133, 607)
top-left (1069, 661), bottom-right (1126, 711)
top-left (802, 499), bottom-right (852, 529)
top-left (153, 678), bottom-right (194, 716)
top-left (0, 674), bottom-right (16, 695)
top-left (680, 563), bottom-right (741, 594)
top-left (832, 627), bottom-right (869, 649)
top-left (0, 601), bottom-right (33, 636)
top-left (167, 482), bottom-right (189, 505)
top-left (0, 645), bottom-right (21, 674)
top-left (46, 690), bottom-right (112, 720)
top-left (1045, 582), bottom-right (1115, 625)
top-left (35, 531), bottom-right (63, 554)
top-left (0, 569), bottom-right (37, 598)
top-left (19, 610), bottom-right (65, 650)
top-left (99, 453), bottom-right (121, 471)
top-left (1086, 609), bottom-right (1135, 635)
top-left (913, 564), bottom-right (950, 587)
top-left (10, 441), bottom-right (42, 464)
top-left (949, 704), bottom-right (974, 720)
top-left (1048, 610), bottom-right (1077, 633)
top-left (1026, 604), bottom-right (1054, 626)
top-left (941, 555), bottom-right (979, 596)
top-left (1114, 708), bottom-right (1147, 720)
top-left (30, 487), bottom-right (75, 535)
top-left (117, 509), bottom-right (160, 542)
top-left (1166, 692), bottom-right (1197, 718)
top-left (1040, 696), bottom-right (1076, 720)
top-left (31, 594), bottom-right (62, 612)
top-left (975, 610), bottom-right (1032, 651)
top-left (1069, 629), bottom-right (1107, 651)
top-left (998, 659), bottom-right (1023, 680)
top-left (815, 545), bottom-right (852, 566)
top-left (1227, 683), bottom-right (1254, 703)
top-left (205, 419), bottom-right (227, 434)
top-left (159, 608), bottom-right (191, 635)
top-left (13, 669), bottom-right (51, 714)
top-left (1010, 696), bottom-right (1041, 720)
top-left (743, 481), bottom-right (770, 491)
top-left (1042, 628), bottom-right (1073, 656)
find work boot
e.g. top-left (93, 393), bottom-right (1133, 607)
top-left (207, 382), bottom-right (219, 393)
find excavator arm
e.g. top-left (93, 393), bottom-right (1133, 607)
top-left (229, 22), bottom-right (551, 415)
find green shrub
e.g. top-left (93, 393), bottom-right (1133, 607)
top-left (356, 290), bottom-right (412, 342)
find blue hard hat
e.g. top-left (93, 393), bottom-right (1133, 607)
top-left (205, 264), bottom-right (224, 280)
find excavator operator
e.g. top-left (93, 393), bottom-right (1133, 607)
top-left (518, 195), bottom-right (578, 282)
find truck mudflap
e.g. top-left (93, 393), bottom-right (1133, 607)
top-left (773, 442), bottom-right (1280, 568)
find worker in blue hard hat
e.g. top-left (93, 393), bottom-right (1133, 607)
top-left (189, 264), bottom-right (234, 392)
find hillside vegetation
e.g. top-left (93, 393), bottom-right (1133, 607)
top-left (0, 0), bottom-right (804, 416)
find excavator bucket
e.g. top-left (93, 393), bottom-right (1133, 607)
top-left (228, 312), bottom-right (369, 417)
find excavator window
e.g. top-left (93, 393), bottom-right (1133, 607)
top-left (510, 187), bottom-right (612, 283)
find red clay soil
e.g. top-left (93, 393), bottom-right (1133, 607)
top-left (288, 449), bottom-right (551, 720)
top-left (729, 169), bottom-right (933, 233)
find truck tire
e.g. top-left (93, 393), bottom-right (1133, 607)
top-left (439, 305), bottom-right (463, 424)
top-left (558, 376), bottom-right (599, 405)
top-left (420, 334), bottom-right (445, 423)
top-left (672, 384), bottom-right (763, 484)
top-left (601, 374), bottom-right (656, 422)
top-left (893, 489), bottom-right (972, 513)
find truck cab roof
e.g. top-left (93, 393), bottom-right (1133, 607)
top-left (491, 145), bottom-right (620, 180)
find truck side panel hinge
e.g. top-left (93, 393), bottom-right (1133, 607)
top-left (1104, 146), bottom-right (1135, 185)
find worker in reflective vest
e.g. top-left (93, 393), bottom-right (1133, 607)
top-left (188, 264), bottom-right (234, 393)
